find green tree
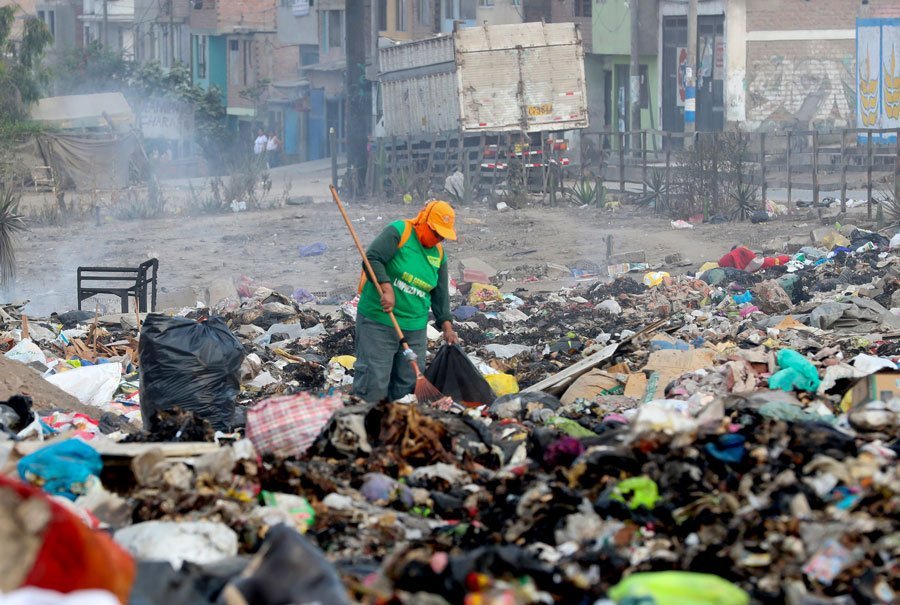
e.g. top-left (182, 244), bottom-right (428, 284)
top-left (0, 5), bottom-right (53, 121)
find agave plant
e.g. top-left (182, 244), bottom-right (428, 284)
top-left (565, 177), bottom-right (600, 206)
top-left (0, 180), bottom-right (27, 292)
top-left (729, 181), bottom-right (760, 221)
top-left (638, 168), bottom-right (667, 211)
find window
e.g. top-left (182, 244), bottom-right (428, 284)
top-left (196, 35), bottom-right (207, 78)
top-left (38, 10), bottom-right (55, 37)
top-left (378, 0), bottom-right (387, 30)
top-left (574, 0), bottom-right (591, 18)
top-left (300, 44), bottom-right (319, 66)
top-left (460, 0), bottom-right (476, 20)
top-left (479, 0), bottom-right (494, 7)
top-left (229, 38), bottom-right (240, 85)
top-left (397, 0), bottom-right (408, 31)
top-left (242, 40), bottom-right (253, 86)
top-left (417, 0), bottom-right (430, 25)
top-left (328, 10), bottom-right (343, 48)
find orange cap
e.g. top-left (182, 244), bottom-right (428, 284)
top-left (425, 200), bottom-right (457, 240)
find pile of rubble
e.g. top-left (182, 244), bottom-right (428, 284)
top-left (0, 223), bottom-right (898, 604)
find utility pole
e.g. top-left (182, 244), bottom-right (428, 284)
top-left (346, 0), bottom-right (370, 195)
top-left (685, 0), bottom-right (697, 145)
top-left (629, 0), bottom-right (641, 154)
top-left (168, 0), bottom-right (176, 67)
top-left (102, 0), bottom-right (108, 49)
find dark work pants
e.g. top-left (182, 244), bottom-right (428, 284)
top-left (352, 314), bottom-right (426, 402)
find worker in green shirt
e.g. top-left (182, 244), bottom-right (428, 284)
top-left (353, 200), bottom-right (459, 402)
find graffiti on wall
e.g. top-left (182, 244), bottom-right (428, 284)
top-left (857, 19), bottom-right (900, 142)
top-left (746, 53), bottom-right (856, 131)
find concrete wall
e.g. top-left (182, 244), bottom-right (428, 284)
top-left (476, 0), bottom-right (523, 26)
top-left (735, 0), bottom-right (864, 131)
top-left (36, 1), bottom-right (78, 51)
top-left (189, 0), bottom-right (276, 34)
top-left (548, 0), bottom-right (591, 50)
top-left (745, 39), bottom-right (855, 131)
top-left (277, 3), bottom-right (318, 45)
top-left (593, 0), bottom-right (657, 56)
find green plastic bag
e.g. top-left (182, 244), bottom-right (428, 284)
top-left (547, 417), bottom-right (597, 438)
top-left (610, 477), bottom-right (660, 510)
top-left (609, 571), bottom-right (750, 605)
top-left (768, 349), bottom-right (820, 392)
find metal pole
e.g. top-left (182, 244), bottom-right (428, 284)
top-left (619, 132), bottom-right (625, 192)
top-left (840, 129), bottom-right (848, 213)
top-left (895, 129), bottom-right (900, 213)
top-left (630, 0), bottom-right (641, 154)
top-left (664, 132), bottom-right (671, 214)
top-left (812, 131), bottom-right (820, 207)
top-left (330, 127), bottom-right (338, 187)
top-left (641, 130), bottom-right (648, 195)
top-left (760, 132), bottom-right (767, 203)
top-left (786, 131), bottom-right (793, 208)
top-left (168, 0), bottom-right (175, 66)
top-left (867, 130), bottom-right (873, 219)
top-left (102, 0), bottom-right (108, 49)
top-left (684, 0), bottom-right (697, 144)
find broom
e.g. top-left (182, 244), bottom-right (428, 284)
top-left (329, 185), bottom-right (444, 404)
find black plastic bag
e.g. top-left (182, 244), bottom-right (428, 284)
top-left (217, 525), bottom-right (352, 605)
top-left (424, 344), bottom-right (495, 406)
top-left (140, 314), bottom-right (244, 432)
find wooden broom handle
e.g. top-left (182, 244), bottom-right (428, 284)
top-left (329, 185), bottom-right (409, 347)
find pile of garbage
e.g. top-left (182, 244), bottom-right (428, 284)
top-left (0, 223), bottom-right (898, 604)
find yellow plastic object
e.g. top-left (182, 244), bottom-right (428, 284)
top-left (643, 271), bottom-right (670, 287)
top-left (821, 231), bottom-right (850, 250)
top-left (609, 571), bottom-right (750, 605)
top-left (698, 261), bottom-right (719, 273)
top-left (485, 373), bottom-right (519, 396)
top-left (330, 355), bottom-right (356, 370)
top-left (468, 283), bottom-right (503, 304)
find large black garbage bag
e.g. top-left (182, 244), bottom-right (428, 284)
top-left (140, 314), bottom-right (244, 432)
top-left (217, 525), bottom-right (352, 605)
top-left (424, 344), bottom-right (496, 406)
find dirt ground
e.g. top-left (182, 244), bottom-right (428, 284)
top-left (11, 161), bottom-right (862, 316)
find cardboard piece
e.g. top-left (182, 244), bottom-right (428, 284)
top-left (626, 349), bottom-right (716, 401)
top-left (560, 369), bottom-right (623, 404)
top-left (844, 370), bottom-right (900, 410)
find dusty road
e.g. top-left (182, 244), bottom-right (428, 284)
top-left (12, 161), bottom-right (851, 316)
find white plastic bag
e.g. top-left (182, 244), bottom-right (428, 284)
top-left (45, 363), bottom-right (122, 407)
top-left (114, 521), bottom-right (238, 569)
top-left (4, 339), bottom-right (47, 365)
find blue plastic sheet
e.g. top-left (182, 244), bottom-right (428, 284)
top-left (17, 439), bottom-right (102, 500)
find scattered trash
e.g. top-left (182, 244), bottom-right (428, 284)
top-left (298, 242), bottom-right (327, 257)
top-left (2, 206), bottom-right (900, 604)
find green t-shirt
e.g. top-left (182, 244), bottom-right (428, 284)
top-left (357, 220), bottom-right (450, 331)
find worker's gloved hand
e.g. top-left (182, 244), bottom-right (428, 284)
top-left (442, 322), bottom-right (459, 345)
top-left (379, 283), bottom-right (395, 313)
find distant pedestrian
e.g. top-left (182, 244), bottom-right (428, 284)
top-left (253, 129), bottom-right (268, 164)
top-left (266, 131), bottom-right (281, 168)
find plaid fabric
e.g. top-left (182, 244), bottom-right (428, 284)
top-left (245, 393), bottom-right (344, 458)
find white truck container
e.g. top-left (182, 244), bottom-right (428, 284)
top-left (379, 22), bottom-right (589, 138)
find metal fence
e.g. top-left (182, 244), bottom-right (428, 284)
top-left (364, 128), bottom-right (900, 214)
top-left (580, 128), bottom-right (900, 218)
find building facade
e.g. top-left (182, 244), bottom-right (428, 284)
top-left (80, 0), bottom-right (135, 57)
top-left (133, 0), bottom-right (190, 67)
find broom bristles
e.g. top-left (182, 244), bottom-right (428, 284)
top-left (414, 375), bottom-right (444, 404)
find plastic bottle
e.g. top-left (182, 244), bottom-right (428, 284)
top-left (856, 241), bottom-right (876, 253)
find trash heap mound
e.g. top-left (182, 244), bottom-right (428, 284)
top-left (0, 228), bottom-right (898, 604)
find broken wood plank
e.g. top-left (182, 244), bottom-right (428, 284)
top-left (523, 319), bottom-right (668, 396)
top-left (15, 439), bottom-right (221, 458)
